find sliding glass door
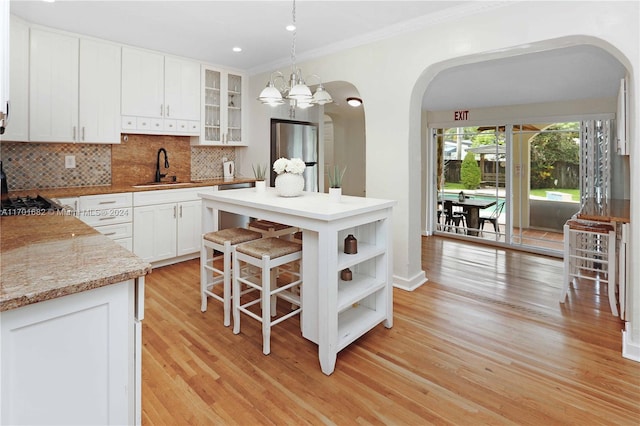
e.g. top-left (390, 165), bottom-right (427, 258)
top-left (431, 122), bottom-right (587, 255)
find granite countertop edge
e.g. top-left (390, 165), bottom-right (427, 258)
top-left (1, 215), bottom-right (152, 312)
top-left (0, 266), bottom-right (152, 312)
top-left (8, 177), bottom-right (258, 198)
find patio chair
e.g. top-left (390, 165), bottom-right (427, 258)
top-left (479, 200), bottom-right (505, 233)
top-left (444, 200), bottom-right (466, 233)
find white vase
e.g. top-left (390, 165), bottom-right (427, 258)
top-left (329, 187), bottom-right (342, 202)
top-left (255, 180), bottom-right (266, 192)
top-left (275, 173), bottom-right (304, 197)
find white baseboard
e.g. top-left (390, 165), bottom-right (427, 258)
top-left (393, 270), bottom-right (428, 291)
top-left (622, 322), bottom-right (640, 362)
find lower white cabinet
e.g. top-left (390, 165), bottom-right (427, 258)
top-left (133, 187), bottom-right (212, 264)
top-left (176, 200), bottom-right (203, 256)
top-left (78, 192), bottom-right (133, 250)
top-left (0, 280), bottom-right (140, 425)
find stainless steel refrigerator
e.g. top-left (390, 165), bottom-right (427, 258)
top-left (270, 119), bottom-right (319, 192)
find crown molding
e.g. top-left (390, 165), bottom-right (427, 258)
top-left (249, 1), bottom-right (514, 75)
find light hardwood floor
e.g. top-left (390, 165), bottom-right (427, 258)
top-left (142, 236), bottom-right (639, 425)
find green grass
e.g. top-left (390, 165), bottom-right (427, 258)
top-left (443, 182), bottom-right (466, 190)
top-left (530, 188), bottom-right (579, 201)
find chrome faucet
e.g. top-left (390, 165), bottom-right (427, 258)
top-left (155, 148), bottom-right (169, 182)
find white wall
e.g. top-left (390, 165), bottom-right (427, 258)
top-left (325, 110), bottom-right (366, 197)
top-left (245, 1), bottom-right (639, 358)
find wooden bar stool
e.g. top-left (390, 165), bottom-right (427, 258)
top-left (200, 227), bottom-right (263, 326)
top-left (232, 237), bottom-right (302, 355)
top-left (561, 219), bottom-right (618, 316)
top-left (248, 219), bottom-right (299, 238)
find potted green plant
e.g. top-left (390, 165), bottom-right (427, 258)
top-left (327, 165), bottom-right (346, 201)
top-left (252, 163), bottom-right (268, 192)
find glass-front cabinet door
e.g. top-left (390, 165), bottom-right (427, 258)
top-left (197, 65), bottom-right (246, 146)
top-left (203, 68), bottom-right (221, 143)
top-left (226, 73), bottom-right (242, 143)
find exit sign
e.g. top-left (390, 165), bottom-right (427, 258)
top-left (454, 110), bottom-right (469, 121)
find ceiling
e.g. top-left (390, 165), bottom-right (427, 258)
top-left (11, 1), bottom-right (627, 112)
top-left (10, 0), bottom-right (469, 73)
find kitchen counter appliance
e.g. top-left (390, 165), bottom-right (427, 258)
top-left (1, 195), bottom-right (64, 216)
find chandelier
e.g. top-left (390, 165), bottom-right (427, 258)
top-left (257, 0), bottom-right (333, 117)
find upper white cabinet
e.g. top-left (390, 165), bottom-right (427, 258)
top-left (29, 28), bottom-right (121, 144)
top-left (0, 1), bottom-right (9, 132)
top-left (121, 47), bottom-right (200, 136)
top-left (78, 39), bottom-right (122, 143)
top-left (164, 56), bottom-right (200, 121)
top-left (1, 16), bottom-right (29, 142)
top-left (29, 29), bottom-right (79, 142)
top-left (121, 48), bottom-right (164, 119)
top-left (193, 65), bottom-right (246, 146)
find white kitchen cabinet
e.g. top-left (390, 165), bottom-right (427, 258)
top-left (176, 199), bottom-right (202, 256)
top-left (0, 280), bottom-right (138, 425)
top-left (29, 28), bottom-right (121, 144)
top-left (132, 203), bottom-right (177, 263)
top-left (121, 47), bottom-right (200, 136)
top-left (194, 65), bottom-right (246, 146)
top-left (164, 56), bottom-right (200, 121)
top-left (78, 193), bottom-right (133, 249)
top-left (29, 28), bottom-right (78, 142)
top-left (0, 0), bottom-right (9, 132)
top-left (1, 16), bottom-right (29, 142)
top-left (78, 39), bottom-right (122, 143)
top-left (133, 187), bottom-right (210, 264)
top-left (121, 47), bottom-right (164, 119)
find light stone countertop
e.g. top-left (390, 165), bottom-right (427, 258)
top-left (0, 213), bottom-right (152, 312)
top-left (7, 177), bottom-right (257, 199)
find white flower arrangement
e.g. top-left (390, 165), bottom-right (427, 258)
top-left (273, 157), bottom-right (306, 175)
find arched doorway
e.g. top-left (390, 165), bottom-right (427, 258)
top-left (417, 40), bottom-right (628, 255)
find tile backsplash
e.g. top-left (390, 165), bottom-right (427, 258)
top-left (0, 142), bottom-right (111, 190)
top-left (0, 137), bottom-right (236, 191)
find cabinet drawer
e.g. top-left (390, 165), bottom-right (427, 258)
top-left (80, 207), bottom-right (132, 227)
top-left (176, 120), bottom-right (188, 132)
top-left (121, 116), bottom-right (137, 130)
top-left (188, 120), bottom-right (200, 133)
top-left (79, 193), bottom-right (132, 210)
top-left (150, 118), bottom-right (163, 131)
top-left (164, 119), bottom-right (177, 131)
top-left (137, 118), bottom-right (150, 129)
top-left (96, 222), bottom-right (133, 240)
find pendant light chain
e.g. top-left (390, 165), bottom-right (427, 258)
top-left (290, 0), bottom-right (297, 73)
top-left (257, 0), bottom-right (332, 111)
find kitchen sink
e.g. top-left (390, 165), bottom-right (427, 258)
top-left (132, 181), bottom-right (194, 188)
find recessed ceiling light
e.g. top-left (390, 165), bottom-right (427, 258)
top-left (346, 97), bottom-right (362, 107)
top-left (232, 47), bottom-right (242, 53)
top-left (286, 24), bottom-right (296, 32)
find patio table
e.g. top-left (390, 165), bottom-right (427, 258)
top-left (440, 196), bottom-right (497, 236)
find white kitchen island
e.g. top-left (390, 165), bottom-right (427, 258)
top-left (200, 187), bottom-right (396, 375)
